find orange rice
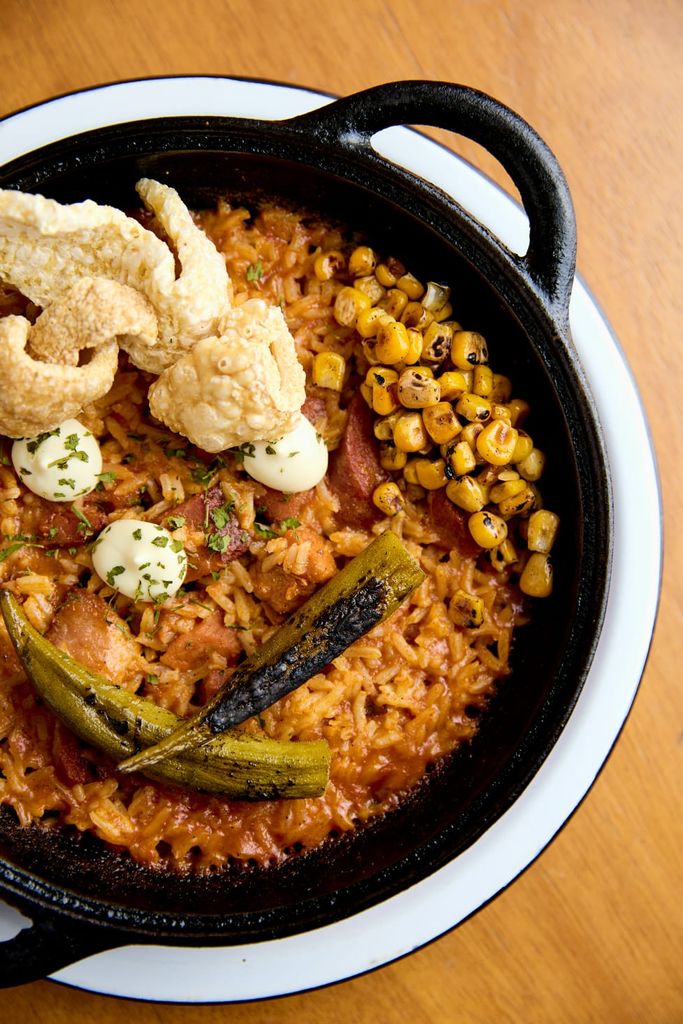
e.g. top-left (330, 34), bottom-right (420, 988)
top-left (0, 203), bottom-right (525, 871)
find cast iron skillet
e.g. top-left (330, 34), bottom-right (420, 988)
top-left (0, 80), bottom-right (611, 987)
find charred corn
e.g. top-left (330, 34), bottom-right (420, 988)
top-left (313, 351), bottom-right (346, 391)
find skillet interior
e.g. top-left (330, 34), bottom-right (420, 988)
top-left (0, 122), bottom-right (610, 941)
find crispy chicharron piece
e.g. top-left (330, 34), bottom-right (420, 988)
top-left (148, 299), bottom-right (307, 452)
top-left (28, 276), bottom-right (157, 366)
top-left (0, 180), bottom-right (231, 372)
top-left (0, 278), bottom-right (157, 437)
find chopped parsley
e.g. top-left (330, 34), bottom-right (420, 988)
top-left (58, 477), bottom-right (76, 490)
top-left (167, 515), bottom-right (186, 530)
top-left (71, 505), bottom-right (93, 534)
top-left (106, 565), bottom-right (125, 587)
top-left (253, 522), bottom-right (278, 540)
top-left (206, 532), bottom-right (229, 553)
top-left (0, 542), bottom-right (24, 562)
top-left (265, 444), bottom-right (277, 455)
top-left (26, 429), bottom-right (59, 454)
top-left (47, 527), bottom-right (58, 539)
top-left (210, 500), bottom-right (235, 530)
top-left (246, 259), bottom-right (264, 282)
top-left (191, 456), bottom-right (225, 486)
top-left (96, 471), bottom-right (117, 487)
top-left (280, 517), bottom-right (301, 531)
top-left (132, 528), bottom-right (142, 541)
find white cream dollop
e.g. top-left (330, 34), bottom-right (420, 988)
top-left (92, 519), bottom-right (187, 603)
top-left (11, 418), bottom-right (102, 501)
top-left (240, 416), bottom-right (328, 492)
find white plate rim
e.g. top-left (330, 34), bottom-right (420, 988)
top-left (0, 75), bottom-right (662, 1003)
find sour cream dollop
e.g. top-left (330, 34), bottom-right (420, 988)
top-left (11, 419), bottom-right (102, 501)
top-left (240, 416), bottom-right (328, 492)
top-left (92, 520), bottom-right (187, 603)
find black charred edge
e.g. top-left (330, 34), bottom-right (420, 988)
top-left (207, 577), bottom-right (390, 734)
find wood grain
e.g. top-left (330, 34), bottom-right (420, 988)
top-left (1, 0), bottom-right (681, 1020)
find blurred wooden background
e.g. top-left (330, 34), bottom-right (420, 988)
top-left (0, 1), bottom-right (681, 1020)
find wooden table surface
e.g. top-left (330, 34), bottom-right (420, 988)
top-left (0, 1), bottom-right (681, 1020)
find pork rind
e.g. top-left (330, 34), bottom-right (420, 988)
top-left (28, 276), bottom-right (157, 366)
top-left (0, 180), bottom-right (231, 373)
top-left (0, 278), bottom-right (157, 437)
top-left (0, 316), bottom-right (118, 437)
top-left (148, 299), bottom-right (306, 452)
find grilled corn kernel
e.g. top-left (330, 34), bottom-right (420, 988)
top-left (461, 422), bottom-right (485, 454)
top-left (357, 307), bottom-right (393, 339)
top-left (372, 381), bottom-right (400, 416)
top-left (422, 402), bottom-right (461, 445)
top-left (355, 274), bottom-right (386, 304)
top-left (422, 281), bottom-right (451, 313)
top-left (450, 589), bottom-right (484, 628)
top-left (362, 338), bottom-right (381, 365)
top-left (366, 366), bottom-right (399, 387)
top-left (397, 273), bottom-right (424, 300)
top-left (360, 382), bottom-right (373, 406)
top-left (373, 410), bottom-right (402, 441)
top-left (397, 368), bottom-right (441, 409)
top-left (372, 481), bottom-right (405, 517)
top-left (468, 510), bottom-right (508, 549)
top-left (438, 371), bottom-right (468, 401)
top-left (393, 412), bottom-right (429, 452)
top-left (518, 447), bottom-right (546, 481)
top-left (451, 330), bottom-right (489, 369)
top-left (379, 443), bottom-right (408, 472)
top-left (349, 245), bottom-right (377, 277)
top-left (528, 483), bottom-right (543, 511)
top-left (404, 329), bottom-right (423, 364)
top-left (448, 440), bottom-right (476, 477)
top-left (334, 286), bottom-right (371, 327)
top-left (400, 302), bottom-right (433, 331)
top-left (476, 419), bottom-right (519, 465)
top-left (491, 373), bottom-right (512, 403)
top-left (432, 303), bottom-right (454, 323)
top-left (366, 367), bottom-right (399, 412)
top-left (489, 538), bottom-right (518, 572)
top-left (489, 478), bottom-right (526, 503)
top-left (527, 510), bottom-right (560, 553)
top-left (456, 392), bottom-right (492, 423)
top-left (445, 476), bottom-right (487, 513)
top-left (312, 351), bottom-right (346, 391)
top-left (472, 365), bottom-right (494, 398)
top-left (403, 459), bottom-right (420, 485)
top-left (508, 398), bottom-right (530, 426)
top-left (421, 321), bottom-right (454, 366)
top-left (511, 431), bottom-right (534, 463)
top-left (314, 250), bottom-right (345, 281)
top-left (376, 288), bottom-right (408, 320)
top-left (497, 486), bottom-right (536, 517)
top-left (415, 458), bottom-right (448, 490)
top-left (375, 258), bottom-right (405, 288)
top-left (375, 320), bottom-right (411, 364)
top-left (520, 552), bottom-right (553, 597)
top-left (491, 403), bottom-right (512, 423)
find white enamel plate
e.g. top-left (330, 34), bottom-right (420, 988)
top-left (0, 77), bottom-right (661, 1003)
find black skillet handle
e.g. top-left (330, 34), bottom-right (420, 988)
top-left (0, 907), bottom-right (121, 987)
top-left (286, 81), bottom-right (576, 325)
